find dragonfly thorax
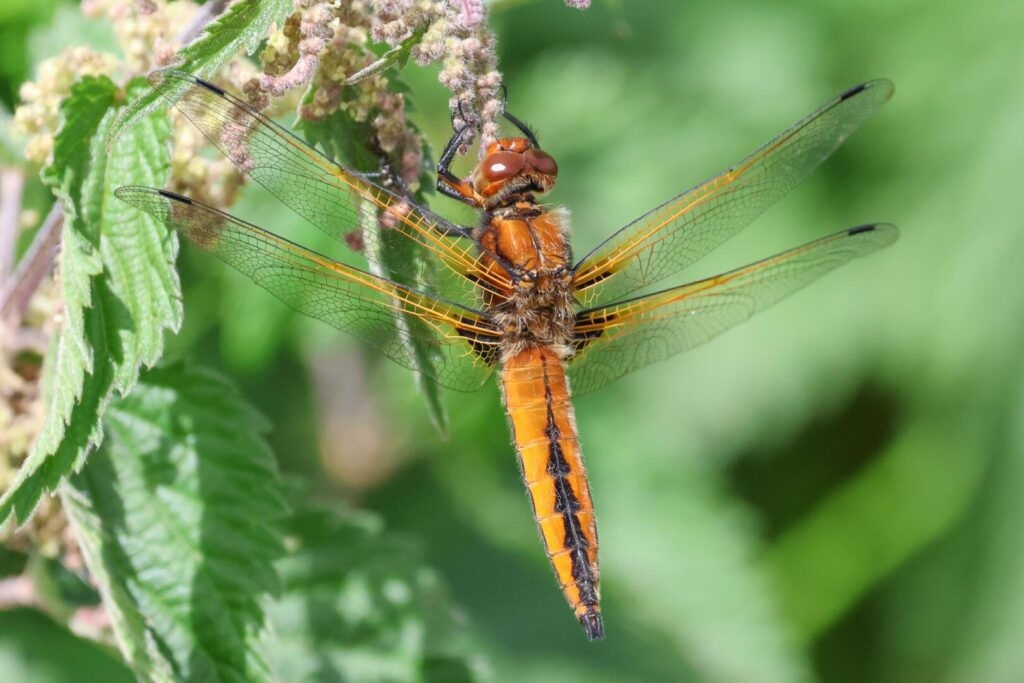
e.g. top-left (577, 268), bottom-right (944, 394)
top-left (475, 206), bottom-right (576, 359)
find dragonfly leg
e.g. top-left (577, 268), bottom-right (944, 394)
top-left (437, 118), bottom-right (480, 207)
top-left (498, 84), bottom-right (540, 147)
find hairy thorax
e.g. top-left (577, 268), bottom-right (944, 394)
top-left (475, 202), bottom-right (576, 360)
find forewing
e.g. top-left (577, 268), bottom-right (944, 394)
top-left (568, 224), bottom-right (898, 394)
top-left (149, 69), bottom-right (511, 305)
top-left (116, 187), bottom-right (499, 391)
top-left (572, 81), bottom-right (894, 307)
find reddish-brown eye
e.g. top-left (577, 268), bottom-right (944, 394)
top-left (525, 148), bottom-right (558, 176)
top-left (482, 151), bottom-right (525, 181)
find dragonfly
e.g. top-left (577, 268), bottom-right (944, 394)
top-left (117, 71), bottom-right (897, 641)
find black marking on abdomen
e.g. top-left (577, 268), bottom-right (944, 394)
top-left (546, 429), bottom-right (573, 477)
top-left (540, 355), bottom-right (600, 614)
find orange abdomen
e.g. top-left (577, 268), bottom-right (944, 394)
top-left (501, 347), bottom-right (602, 639)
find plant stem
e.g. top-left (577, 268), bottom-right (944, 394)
top-left (0, 167), bottom-right (25, 285)
top-left (0, 203), bottom-right (62, 323)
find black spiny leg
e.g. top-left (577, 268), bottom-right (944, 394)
top-left (499, 84), bottom-right (540, 147)
top-left (437, 111), bottom-right (480, 207)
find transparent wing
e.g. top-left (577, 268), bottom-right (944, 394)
top-left (572, 80), bottom-right (894, 307)
top-left (116, 187), bottom-right (499, 392)
top-left (568, 223), bottom-right (898, 395)
top-left (149, 69), bottom-right (512, 306)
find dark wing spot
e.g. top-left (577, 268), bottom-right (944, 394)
top-left (571, 309), bottom-right (618, 354)
top-left (840, 83), bottom-right (868, 101)
top-left (847, 224), bottom-right (876, 236)
top-left (195, 77), bottom-right (227, 97)
top-left (575, 268), bottom-right (615, 290)
top-left (571, 329), bottom-right (605, 357)
top-left (465, 272), bottom-right (504, 296)
top-left (157, 189), bottom-right (193, 204)
top-left (456, 319), bottom-right (501, 365)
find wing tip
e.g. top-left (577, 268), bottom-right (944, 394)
top-left (113, 185), bottom-right (161, 205)
top-left (841, 79), bottom-right (895, 104)
top-left (839, 83), bottom-right (868, 101)
top-left (148, 68), bottom-right (186, 88)
top-left (147, 68), bottom-right (225, 97)
top-left (847, 223), bottom-right (876, 236)
top-left (847, 223), bottom-right (899, 250)
top-left (113, 185), bottom-right (137, 201)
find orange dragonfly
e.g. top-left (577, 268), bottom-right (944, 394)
top-left (117, 71), bottom-right (897, 640)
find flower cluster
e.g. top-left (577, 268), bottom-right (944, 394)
top-left (250, 0), bottom-right (504, 189)
top-left (0, 278), bottom-right (69, 559)
top-left (414, 4), bottom-right (502, 152)
top-left (12, 48), bottom-right (117, 164)
top-left (380, 0), bottom-right (502, 153)
top-left (82, 0), bottom-right (197, 73)
top-left (251, 2), bottom-right (419, 185)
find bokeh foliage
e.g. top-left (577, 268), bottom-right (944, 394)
top-left (2, 0), bottom-right (1023, 681)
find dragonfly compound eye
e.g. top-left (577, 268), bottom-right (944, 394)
top-left (481, 151), bottom-right (526, 182)
top-left (525, 148), bottom-right (558, 177)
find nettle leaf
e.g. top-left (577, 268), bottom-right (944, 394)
top-left (61, 362), bottom-right (288, 683)
top-left (0, 608), bottom-right (135, 682)
top-left (264, 499), bottom-right (474, 683)
top-left (0, 76), bottom-right (180, 526)
top-left (107, 0), bottom-right (291, 146)
top-left (300, 107), bottom-right (449, 435)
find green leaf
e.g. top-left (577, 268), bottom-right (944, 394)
top-left (764, 411), bottom-right (989, 643)
top-left (106, 0), bottom-right (291, 147)
top-left (299, 107), bottom-right (449, 435)
top-left (264, 498), bottom-right (475, 683)
top-left (61, 361), bottom-right (288, 683)
top-left (0, 76), bottom-right (180, 526)
top-left (0, 609), bottom-right (134, 683)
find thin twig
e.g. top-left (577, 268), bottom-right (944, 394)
top-left (0, 167), bottom-right (25, 285)
top-left (175, 0), bottom-right (230, 45)
top-left (0, 204), bottom-right (62, 323)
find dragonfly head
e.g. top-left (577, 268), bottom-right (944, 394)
top-left (472, 137), bottom-right (558, 208)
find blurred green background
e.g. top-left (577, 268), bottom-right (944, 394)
top-left (3, 0), bottom-right (1023, 681)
